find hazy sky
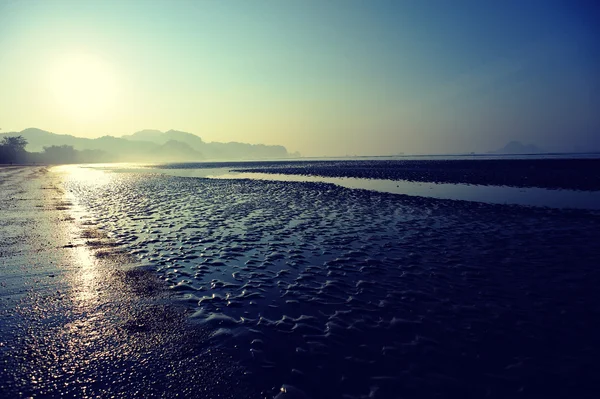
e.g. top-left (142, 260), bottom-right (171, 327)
top-left (1, 0), bottom-right (599, 156)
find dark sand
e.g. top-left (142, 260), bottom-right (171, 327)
top-left (2, 164), bottom-right (600, 398)
top-left (70, 165), bottom-right (600, 398)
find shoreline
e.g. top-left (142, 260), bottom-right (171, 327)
top-left (3, 165), bottom-right (600, 398)
top-left (0, 166), bottom-right (251, 398)
top-left (5, 155), bottom-right (600, 192)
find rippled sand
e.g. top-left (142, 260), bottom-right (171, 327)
top-left (53, 167), bottom-right (600, 398)
top-left (0, 167), bottom-right (250, 398)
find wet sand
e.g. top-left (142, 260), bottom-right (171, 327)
top-left (0, 166), bottom-right (252, 398)
top-left (69, 165), bottom-right (600, 398)
top-left (2, 164), bottom-right (600, 398)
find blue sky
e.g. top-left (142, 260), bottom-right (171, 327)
top-left (1, 0), bottom-right (599, 155)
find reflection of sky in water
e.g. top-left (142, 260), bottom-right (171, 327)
top-left (54, 164), bottom-right (116, 187)
top-left (77, 164), bottom-right (600, 210)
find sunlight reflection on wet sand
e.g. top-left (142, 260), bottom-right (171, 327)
top-left (52, 165), bottom-right (112, 308)
top-left (53, 164), bottom-right (115, 187)
top-left (71, 246), bottom-right (100, 305)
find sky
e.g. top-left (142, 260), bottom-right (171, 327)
top-left (1, 0), bottom-right (599, 156)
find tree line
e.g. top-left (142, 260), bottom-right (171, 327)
top-left (0, 135), bottom-right (110, 164)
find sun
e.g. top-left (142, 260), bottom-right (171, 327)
top-left (47, 53), bottom-right (118, 121)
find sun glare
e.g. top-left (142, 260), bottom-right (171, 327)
top-left (47, 53), bottom-right (118, 121)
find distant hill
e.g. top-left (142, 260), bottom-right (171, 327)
top-left (489, 141), bottom-right (543, 154)
top-left (0, 128), bottom-right (297, 162)
top-left (153, 140), bottom-right (203, 161)
top-left (123, 129), bottom-right (293, 160)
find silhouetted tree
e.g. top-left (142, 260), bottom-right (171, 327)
top-left (0, 135), bottom-right (28, 164)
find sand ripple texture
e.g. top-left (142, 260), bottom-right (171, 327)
top-left (65, 172), bottom-right (600, 399)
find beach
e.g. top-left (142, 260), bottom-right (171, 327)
top-left (0, 166), bottom-right (251, 398)
top-left (1, 162), bottom-right (600, 398)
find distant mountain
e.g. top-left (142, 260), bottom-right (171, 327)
top-left (0, 128), bottom-right (296, 162)
top-left (122, 129), bottom-right (204, 147)
top-left (0, 128), bottom-right (160, 160)
top-left (153, 140), bottom-right (203, 161)
top-left (124, 129), bottom-right (292, 160)
top-left (489, 141), bottom-right (543, 154)
top-left (124, 129), bottom-right (166, 142)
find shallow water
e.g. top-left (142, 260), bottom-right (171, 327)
top-left (57, 164), bottom-right (600, 398)
top-left (87, 164), bottom-right (600, 210)
top-left (208, 172), bottom-right (600, 210)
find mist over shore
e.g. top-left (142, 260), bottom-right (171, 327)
top-left (0, 128), bottom-right (299, 163)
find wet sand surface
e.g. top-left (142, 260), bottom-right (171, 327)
top-left (2, 164), bottom-right (600, 398)
top-left (0, 167), bottom-right (251, 398)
